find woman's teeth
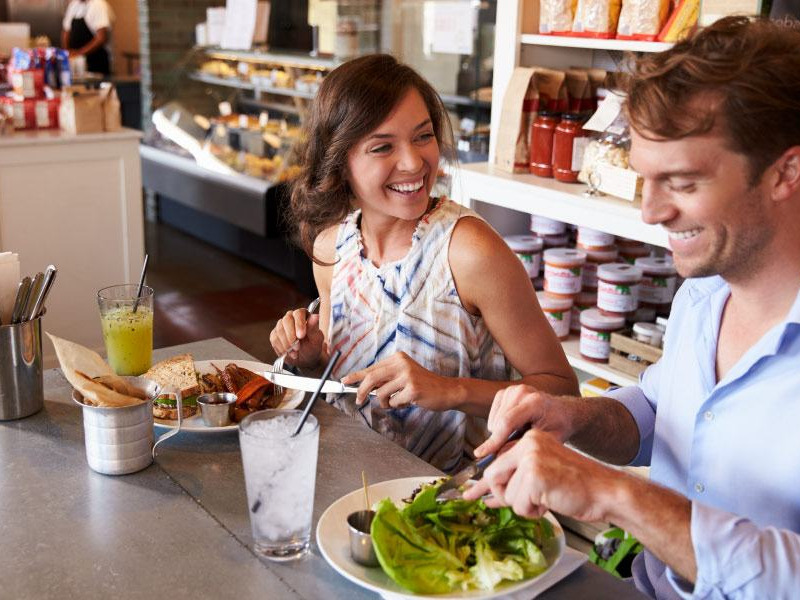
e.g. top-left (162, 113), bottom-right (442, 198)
top-left (669, 228), bottom-right (702, 241)
top-left (388, 179), bottom-right (423, 193)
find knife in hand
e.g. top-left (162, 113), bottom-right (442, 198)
top-left (436, 425), bottom-right (532, 499)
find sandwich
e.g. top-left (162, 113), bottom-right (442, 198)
top-left (144, 354), bottom-right (201, 420)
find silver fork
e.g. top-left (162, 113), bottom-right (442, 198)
top-left (271, 297), bottom-right (321, 395)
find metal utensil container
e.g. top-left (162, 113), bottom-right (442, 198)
top-left (0, 315), bottom-right (44, 421)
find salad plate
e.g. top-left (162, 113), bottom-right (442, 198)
top-left (153, 360), bottom-right (305, 432)
top-left (316, 476), bottom-right (565, 600)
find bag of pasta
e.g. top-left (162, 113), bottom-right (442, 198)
top-left (617, 0), bottom-right (670, 40)
top-left (540, 0), bottom-right (578, 35)
top-left (571, 0), bottom-right (622, 38)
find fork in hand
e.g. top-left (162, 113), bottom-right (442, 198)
top-left (270, 297), bottom-right (321, 395)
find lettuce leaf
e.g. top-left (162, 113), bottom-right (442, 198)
top-left (370, 481), bottom-right (555, 593)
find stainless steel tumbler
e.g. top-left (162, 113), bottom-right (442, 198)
top-left (0, 315), bottom-right (44, 420)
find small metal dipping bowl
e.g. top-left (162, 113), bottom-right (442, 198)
top-left (347, 510), bottom-right (379, 567)
top-left (197, 393), bottom-right (236, 427)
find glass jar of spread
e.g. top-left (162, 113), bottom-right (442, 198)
top-left (543, 248), bottom-right (586, 298)
top-left (504, 234), bottom-right (544, 279)
top-left (580, 308), bottom-right (625, 363)
top-left (570, 290), bottom-right (597, 334)
top-left (530, 214), bottom-right (567, 236)
top-left (633, 322), bottom-right (663, 348)
top-left (553, 113), bottom-right (589, 183)
top-left (537, 292), bottom-right (573, 340)
top-left (635, 256), bottom-right (677, 313)
top-left (619, 244), bottom-right (651, 264)
top-left (577, 226), bottom-right (616, 251)
top-left (597, 263), bottom-right (642, 317)
top-left (529, 111), bottom-right (560, 178)
top-left (581, 247), bottom-right (619, 290)
top-left (540, 233), bottom-right (570, 249)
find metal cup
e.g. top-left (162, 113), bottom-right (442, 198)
top-left (347, 510), bottom-right (379, 567)
top-left (197, 392), bottom-right (236, 427)
top-left (0, 315), bottom-right (44, 421)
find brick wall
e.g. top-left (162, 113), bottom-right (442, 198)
top-left (138, 0), bottom-right (222, 130)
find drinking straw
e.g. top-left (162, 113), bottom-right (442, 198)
top-left (132, 254), bottom-right (149, 314)
top-left (292, 349), bottom-right (341, 437)
top-left (362, 471), bottom-right (370, 511)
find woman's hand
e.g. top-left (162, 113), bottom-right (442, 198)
top-left (269, 308), bottom-right (325, 369)
top-left (474, 385), bottom-right (576, 458)
top-left (341, 351), bottom-right (458, 411)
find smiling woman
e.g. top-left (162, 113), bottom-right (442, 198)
top-left (270, 54), bottom-right (577, 473)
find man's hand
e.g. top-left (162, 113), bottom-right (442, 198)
top-left (474, 385), bottom-right (577, 458)
top-left (464, 429), bottom-right (618, 522)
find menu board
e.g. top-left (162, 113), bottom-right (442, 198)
top-left (700, 0), bottom-right (762, 26)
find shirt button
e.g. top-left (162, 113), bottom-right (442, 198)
top-left (704, 411), bottom-right (714, 421)
top-left (695, 483), bottom-right (705, 493)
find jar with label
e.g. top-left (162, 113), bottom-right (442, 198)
top-left (619, 244), bottom-right (651, 264)
top-left (580, 308), bottom-right (626, 363)
top-left (635, 256), bottom-right (677, 313)
top-left (537, 292), bottom-right (573, 340)
top-left (544, 248), bottom-right (586, 298)
top-left (529, 111), bottom-right (560, 178)
top-left (597, 263), bottom-right (642, 316)
top-left (581, 247), bottom-right (619, 290)
top-left (530, 215), bottom-right (567, 236)
top-left (633, 322), bottom-right (663, 348)
top-left (577, 226), bottom-right (616, 251)
top-left (540, 233), bottom-right (570, 249)
top-left (504, 235), bottom-right (544, 279)
top-left (570, 289), bottom-right (597, 333)
top-left (553, 113), bottom-right (589, 183)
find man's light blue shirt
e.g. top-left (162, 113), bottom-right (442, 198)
top-left (609, 275), bottom-right (800, 599)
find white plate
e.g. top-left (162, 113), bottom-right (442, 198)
top-left (153, 359), bottom-right (305, 433)
top-left (316, 476), bottom-right (565, 600)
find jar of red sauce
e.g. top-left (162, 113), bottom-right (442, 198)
top-left (529, 111), bottom-right (560, 178)
top-left (552, 113), bottom-right (589, 183)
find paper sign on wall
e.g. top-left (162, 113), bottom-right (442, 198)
top-left (427, 1), bottom-right (474, 55)
top-left (700, 0), bottom-right (762, 26)
top-left (206, 7), bottom-right (226, 46)
top-left (221, 0), bottom-right (257, 50)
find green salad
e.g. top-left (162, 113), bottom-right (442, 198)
top-left (370, 482), bottom-right (555, 594)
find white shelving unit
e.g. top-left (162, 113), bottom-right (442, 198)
top-left (520, 34), bottom-right (672, 53)
top-left (562, 339), bottom-right (638, 387)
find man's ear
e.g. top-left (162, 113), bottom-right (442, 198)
top-left (771, 146), bottom-right (800, 204)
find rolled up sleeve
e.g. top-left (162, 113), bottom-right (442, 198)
top-left (666, 501), bottom-right (800, 599)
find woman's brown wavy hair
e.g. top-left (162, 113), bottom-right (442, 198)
top-left (626, 15), bottom-right (800, 186)
top-left (288, 54), bottom-right (455, 262)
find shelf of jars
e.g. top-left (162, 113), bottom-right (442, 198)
top-left (562, 337), bottom-right (638, 387)
top-left (519, 34), bottom-right (672, 53)
top-left (451, 162), bottom-right (668, 248)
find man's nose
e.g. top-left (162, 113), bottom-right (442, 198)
top-left (640, 180), bottom-right (678, 226)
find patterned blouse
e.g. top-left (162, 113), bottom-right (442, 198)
top-left (327, 197), bottom-right (512, 473)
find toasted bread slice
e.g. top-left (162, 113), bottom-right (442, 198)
top-left (152, 403), bottom-right (197, 420)
top-left (145, 353), bottom-right (201, 397)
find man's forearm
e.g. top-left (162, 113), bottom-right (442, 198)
top-left (567, 397), bottom-right (641, 465)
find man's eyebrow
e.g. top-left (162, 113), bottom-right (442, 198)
top-left (365, 119), bottom-right (432, 141)
top-left (629, 160), bottom-right (704, 179)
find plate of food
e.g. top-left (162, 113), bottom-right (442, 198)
top-left (145, 355), bottom-right (305, 432)
top-left (316, 477), bottom-right (564, 600)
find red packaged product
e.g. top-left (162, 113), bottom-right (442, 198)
top-left (529, 110), bottom-right (561, 178)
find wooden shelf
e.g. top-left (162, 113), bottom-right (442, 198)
top-left (453, 162), bottom-right (668, 248)
top-left (520, 34), bottom-right (672, 53)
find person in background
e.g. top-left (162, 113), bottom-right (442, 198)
top-left (61, 0), bottom-right (114, 76)
top-left (270, 54), bottom-right (578, 474)
top-left (463, 16), bottom-right (800, 599)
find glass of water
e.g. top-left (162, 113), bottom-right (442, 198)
top-left (239, 409), bottom-right (319, 561)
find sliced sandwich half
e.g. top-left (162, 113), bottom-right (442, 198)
top-left (144, 353), bottom-right (201, 420)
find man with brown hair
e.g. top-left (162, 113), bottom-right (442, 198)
top-left (464, 16), bottom-right (800, 599)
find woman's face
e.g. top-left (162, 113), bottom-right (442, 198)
top-left (345, 88), bottom-right (440, 222)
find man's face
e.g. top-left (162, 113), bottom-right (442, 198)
top-left (630, 128), bottom-right (774, 281)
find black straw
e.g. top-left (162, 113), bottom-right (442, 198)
top-left (132, 254), bottom-right (149, 314)
top-left (292, 349), bottom-right (341, 436)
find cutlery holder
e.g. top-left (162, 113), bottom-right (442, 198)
top-left (0, 315), bottom-right (44, 420)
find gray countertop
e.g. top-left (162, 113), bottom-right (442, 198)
top-left (0, 338), bottom-right (644, 599)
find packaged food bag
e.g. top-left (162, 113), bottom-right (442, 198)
top-left (658, 0), bottom-right (699, 42)
top-left (617, 0), bottom-right (670, 40)
top-left (540, 0), bottom-right (578, 34)
top-left (572, 0), bottom-right (622, 38)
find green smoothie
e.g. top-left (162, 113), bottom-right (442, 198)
top-left (100, 306), bottom-right (153, 376)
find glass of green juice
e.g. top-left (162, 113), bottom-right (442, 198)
top-left (97, 284), bottom-right (154, 376)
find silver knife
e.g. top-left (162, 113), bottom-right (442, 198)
top-left (10, 276), bottom-right (32, 324)
top-left (435, 426), bottom-right (531, 498)
top-left (263, 370), bottom-right (376, 397)
top-left (26, 265), bottom-right (57, 321)
top-left (22, 272), bottom-right (44, 322)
